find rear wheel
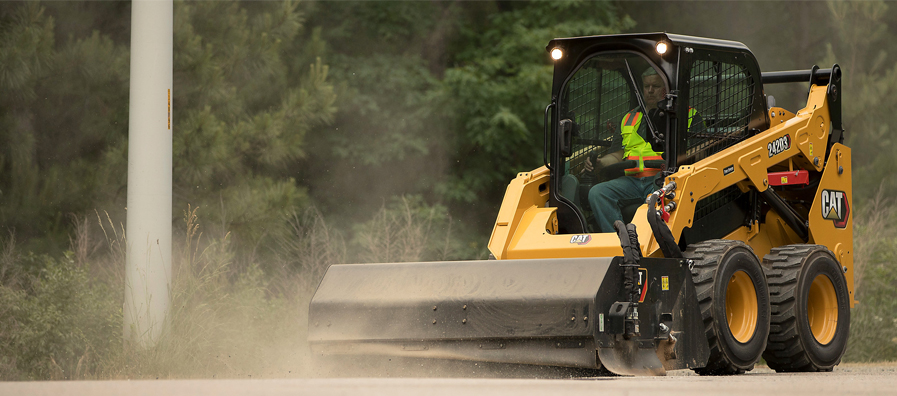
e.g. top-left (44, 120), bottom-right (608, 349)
top-left (762, 245), bottom-right (850, 372)
top-left (685, 240), bottom-right (770, 375)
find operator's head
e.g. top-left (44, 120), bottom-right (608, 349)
top-left (642, 68), bottom-right (666, 106)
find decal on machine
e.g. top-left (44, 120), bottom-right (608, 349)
top-left (569, 235), bottom-right (591, 245)
top-left (767, 134), bottom-right (791, 157)
top-left (821, 189), bottom-right (850, 228)
top-left (637, 268), bottom-right (648, 302)
top-left (723, 165), bottom-right (735, 176)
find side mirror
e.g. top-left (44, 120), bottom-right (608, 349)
top-left (559, 119), bottom-right (575, 157)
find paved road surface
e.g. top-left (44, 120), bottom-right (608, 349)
top-left (4, 364), bottom-right (897, 396)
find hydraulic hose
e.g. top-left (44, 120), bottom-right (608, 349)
top-left (613, 220), bottom-right (641, 299)
top-left (647, 187), bottom-right (683, 259)
top-left (613, 220), bottom-right (642, 338)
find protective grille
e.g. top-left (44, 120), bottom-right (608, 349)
top-left (694, 185), bottom-right (744, 220)
top-left (562, 67), bottom-right (631, 167)
top-left (686, 60), bottom-right (755, 162)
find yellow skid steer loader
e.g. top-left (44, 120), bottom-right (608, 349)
top-left (308, 33), bottom-right (853, 376)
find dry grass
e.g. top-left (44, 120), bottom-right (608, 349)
top-left (353, 196), bottom-right (454, 264)
top-left (275, 206), bottom-right (346, 295)
top-left (0, 196), bottom-right (463, 380)
top-left (94, 206), bottom-right (316, 379)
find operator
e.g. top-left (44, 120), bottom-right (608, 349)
top-left (583, 68), bottom-right (703, 233)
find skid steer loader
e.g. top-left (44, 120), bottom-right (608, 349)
top-left (308, 33), bottom-right (853, 376)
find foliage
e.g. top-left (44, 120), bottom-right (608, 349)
top-left (823, 1), bottom-right (897, 201)
top-left (296, 1), bottom-right (450, 225)
top-left (437, 1), bottom-right (633, 215)
top-left (0, 3), bottom-right (129, 250)
top-left (0, 1), bottom-right (337, 262)
top-left (0, 251), bottom-right (121, 380)
top-left (844, 190), bottom-right (897, 361)
top-left (300, 1), bottom-right (633, 231)
top-left (171, 1), bottom-right (337, 260)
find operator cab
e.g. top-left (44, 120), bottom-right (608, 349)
top-left (555, 54), bottom-right (673, 224)
top-left (547, 33), bottom-right (768, 237)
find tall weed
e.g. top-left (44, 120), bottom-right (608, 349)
top-left (352, 195), bottom-right (456, 263)
top-left (275, 206), bottom-right (346, 295)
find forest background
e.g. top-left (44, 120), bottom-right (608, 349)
top-left (1, 0), bottom-right (896, 380)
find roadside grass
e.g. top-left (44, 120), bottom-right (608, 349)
top-left (0, 196), bottom-right (461, 380)
top-left (843, 189), bottom-right (897, 362)
top-left (2, 189), bottom-right (895, 380)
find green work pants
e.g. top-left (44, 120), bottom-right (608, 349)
top-left (587, 175), bottom-right (659, 233)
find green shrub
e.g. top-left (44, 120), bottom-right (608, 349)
top-left (0, 252), bottom-right (121, 380)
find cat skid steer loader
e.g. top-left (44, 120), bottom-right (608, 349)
top-left (308, 33), bottom-right (853, 376)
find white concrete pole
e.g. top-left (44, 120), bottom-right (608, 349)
top-left (125, 0), bottom-right (173, 348)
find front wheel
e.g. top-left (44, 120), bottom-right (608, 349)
top-left (762, 245), bottom-right (850, 372)
top-left (685, 240), bottom-right (771, 375)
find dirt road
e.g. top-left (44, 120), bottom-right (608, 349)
top-left (4, 364), bottom-right (896, 396)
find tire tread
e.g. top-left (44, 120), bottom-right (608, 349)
top-left (685, 239), bottom-right (764, 375)
top-left (762, 244), bottom-right (841, 372)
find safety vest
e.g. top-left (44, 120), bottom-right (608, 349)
top-left (620, 108), bottom-right (697, 177)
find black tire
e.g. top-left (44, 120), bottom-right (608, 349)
top-left (684, 240), bottom-right (771, 375)
top-left (762, 245), bottom-right (850, 372)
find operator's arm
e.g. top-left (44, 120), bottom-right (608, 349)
top-left (583, 150), bottom-right (624, 174)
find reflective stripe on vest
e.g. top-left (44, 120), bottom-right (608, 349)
top-left (620, 110), bottom-right (660, 175)
top-left (619, 108), bottom-right (698, 176)
top-left (624, 155), bottom-right (663, 177)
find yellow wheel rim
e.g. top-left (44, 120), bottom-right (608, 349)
top-left (808, 274), bottom-right (839, 345)
top-left (726, 270), bottom-right (758, 343)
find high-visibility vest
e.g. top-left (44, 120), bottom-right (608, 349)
top-left (620, 108), bottom-right (697, 177)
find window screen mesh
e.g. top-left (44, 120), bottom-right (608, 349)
top-left (694, 185), bottom-right (744, 220)
top-left (562, 67), bottom-right (630, 172)
top-left (686, 60), bottom-right (755, 162)
top-left (557, 53), bottom-right (668, 232)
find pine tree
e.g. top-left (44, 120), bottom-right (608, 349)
top-left (0, 1), bottom-right (336, 260)
top-left (167, 1), bottom-right (336, 258)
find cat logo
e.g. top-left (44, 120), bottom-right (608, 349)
top-left (569, 234), bottom-right (591, 245)
top-left (821, 189), bottom-right (849, 229)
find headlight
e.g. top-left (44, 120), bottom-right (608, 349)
top-left (656, 42), bottom-right (668, 55)
top-left (551, 48), bottom-right (563, 60)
